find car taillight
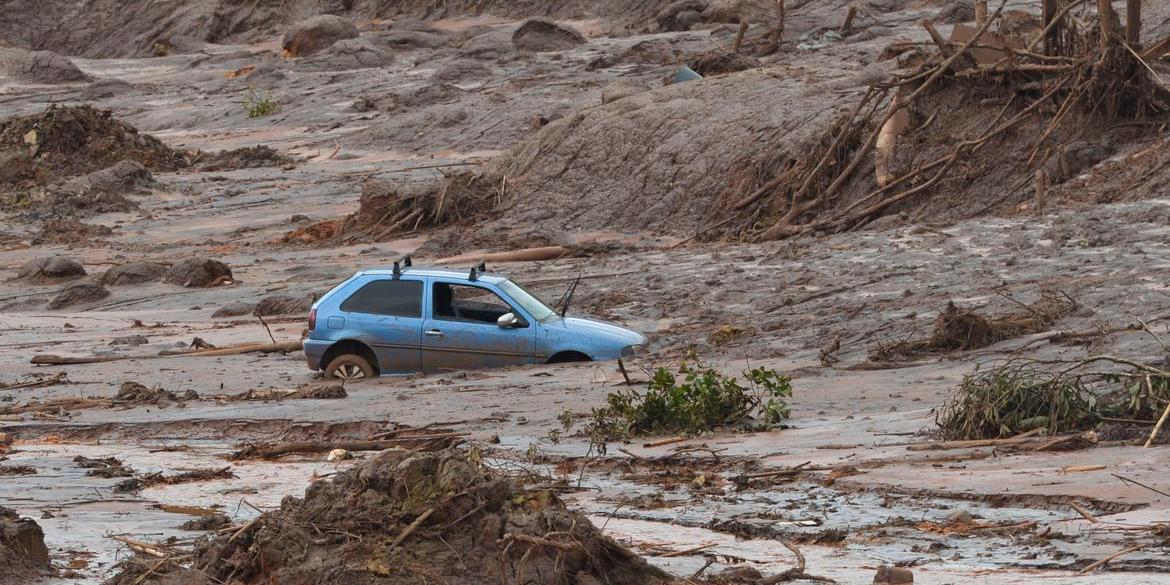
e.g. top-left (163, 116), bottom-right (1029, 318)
top-left (308, 308), bottom-right (317, 330)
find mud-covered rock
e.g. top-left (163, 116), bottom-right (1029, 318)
top-left (281, 15), bottom-right (359, 57)
top-left (512, 18), bottom-right (586, 52)
top-left (372, 29), bottom-right (448, 49)
top-left (657, 0), bottom-right (708, 31)
top-left (110, 448), bottom-right (671, 585)
top-left (79, 78), bottom-right (136, 100)
top-left (101, 262), bottom-right (170, 286)
top-left (32, 219), bottom-right (115, 245)
top-left (0, 506), bottom-right (49, 584)
top-left (47, 282), bottom-right (110, 309)
top-left (253, 294), bottom-right (314, 317)
top-left (33, 160), bottom-right (155, 218)
top-left (195, 145), bottom-right (293, 172)
top-left (165, 258), bottom-right (233, 288)
top-left (2, 48), bottom-right (90, 84)
top-left (17, 256), bottom-right (86, 283)
top-left (181, 513), bottom-right (231, 531)
top-left (301, 37), bottom-right (393, 70)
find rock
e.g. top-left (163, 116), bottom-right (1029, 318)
top-left (326, 448), bottom-right (352, 461)
top-left (874, 566), bottom-right (914, 584)
top-left (601, 82), bottom-right (650, 104)
top-left (47, 282), bottom-right (110, 309)
top-left (0, 506), bottom-right (49, 582)
top-left (702, 0), bottom-right (778, 25)
top-left (17, 256), bottom-right (86, 283)
top-left (282, 15), bottom-right (359, 57)
top-left (254, 294), bottom-right (314, 316)
top-left (372, 29), bottom-right (447, 49)
top-left (302, 38), bottom-right (393, 70)
top-left (79, 78), bottom-right (135, 100)
top-left (38, 159), bottom-right (155, 217)
top-left (211, 302), bottom-right (254, 318)
top-left (511, 18), bottom-right (586, 52)
top-left (180, 513), bottom-right (231, 531)
top-left (657, 0), bottom-right (709, 31)
top-left (2, 49), bottom-right (90, 84)
top-left (945, 508), bottom-right (974, 524)
top-left (101, 261), bottom-right (169, 286)
top-left (458, 28), bottom-right (515, 59)
top-left (165, 258), bottom-right (233, 288)
top-left (110, 334), bottom-right (149, 346)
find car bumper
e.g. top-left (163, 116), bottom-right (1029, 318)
top-left (304, 339), bottom-right (330, 371)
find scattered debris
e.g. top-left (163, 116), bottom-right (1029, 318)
top-left (114, 467), bottom-right (235, 493)
top-left (73, 455), bottom-right (135, 478)
top-left (107, 448), bottom-right (672, 584)
top-left (179, 513), bottom-right (231, 531)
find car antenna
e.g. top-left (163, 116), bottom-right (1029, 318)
top-left (560, 272), bottom-right (582, 318)
top-left (392, 255), bottom-right (412, 278)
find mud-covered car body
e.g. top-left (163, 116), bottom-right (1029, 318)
top-left (304, 264), bottom-right (645, 378)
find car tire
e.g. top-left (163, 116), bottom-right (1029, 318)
top-left (324, 354), bottom-right (375, 382)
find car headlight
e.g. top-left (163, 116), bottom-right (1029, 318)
top-left (621, 344), bottom-right (644, 357)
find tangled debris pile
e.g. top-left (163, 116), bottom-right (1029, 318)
top-left (870, 292), bottom-right (1077, 361)
top-left (283, 172), bottom-right (502, 245)
top-left (109, 448), bottom-right (673, 585)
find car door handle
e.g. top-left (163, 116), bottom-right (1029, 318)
top-left (424, 329), bottom-right (444, 337)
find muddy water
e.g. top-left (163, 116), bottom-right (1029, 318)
top-left (2, 442), bottom-right (355, 582)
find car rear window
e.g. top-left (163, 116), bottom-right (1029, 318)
top-left (340, 279), bottom-right (422, 317)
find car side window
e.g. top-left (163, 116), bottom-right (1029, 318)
top-left (432, 282), bottom-right (520, 325)
top-left (340, 279), bottom-right (422, 317)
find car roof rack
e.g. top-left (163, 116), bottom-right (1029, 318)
top-left (467, 260), bottom-right (487, 281)
top-left (392, 255), bottom-right (412, 277)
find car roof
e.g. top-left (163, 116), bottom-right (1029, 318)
top-left (356, 266), bottom-right (508, 285)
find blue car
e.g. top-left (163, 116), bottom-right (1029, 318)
top-left (304, 260), bottom-right (646, 380)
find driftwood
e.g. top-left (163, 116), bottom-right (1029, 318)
top-left (232, 433), bottom-right (466, 459)
top-left (435, 246), bottom-right (571, 266)
top-left (31, 341), bottom-right (302, 365)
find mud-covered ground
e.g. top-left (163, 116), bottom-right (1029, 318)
top-left (2, 1), bottom-right (1170, 583)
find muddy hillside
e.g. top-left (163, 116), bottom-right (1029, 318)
top-left (2, 0), bottom-right (1170, 584)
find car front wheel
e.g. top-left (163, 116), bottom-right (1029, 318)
top-left (324, 354), bottom-right (375, 382)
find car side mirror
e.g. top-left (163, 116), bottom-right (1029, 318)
top-left (497, 312), bottom-right (519, 328)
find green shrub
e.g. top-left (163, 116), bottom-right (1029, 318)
top-left (937, 362), bottom-right (1098, 440)
top-left (244, 86), bottom-right (279, 118)
top-left (585, 363), bottom-right (792, 446)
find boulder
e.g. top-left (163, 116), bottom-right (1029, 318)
top-left (281, 15), bottom-right (359, 57)
top-left (0, 506), bottom-right (49, 583)
top-left (48, 282), bottom-right (109, 309)
top-left (17, 257), bottom-right (86, 283)
top-left (101, 262), bottom-right (169, 286)
top-left (3, 49), bottom-right (90, 84)
top-left (511, 18), bottom-right (586, 52)
top-left (657, 0), bottom-right (708, 31)
top-left (254, 294), bottom-right (314, 316)
top-left (302, 38), bottom-right (393, 70)
top-left (165, 258), bottom-right (233, 288)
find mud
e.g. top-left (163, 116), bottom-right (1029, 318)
top-left (1, 0), bottom-right (1170, 583)
top-left (0, 507), bottom-right (49, 584)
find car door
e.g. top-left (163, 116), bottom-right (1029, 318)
top-left (338, 277), bottom-right (424, 373)
top-left (421, 278), bottom-right (537, 372)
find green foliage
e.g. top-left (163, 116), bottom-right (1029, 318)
top-left (244, 85), bottom-right (279, 118)
top-left (1099, 373), bottom-right (1170, 420)
top-left (585, 363), bottom-right (793, 447)
top-left (937, 362), bottom-right (1098, 440)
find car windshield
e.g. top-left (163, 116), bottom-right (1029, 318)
top-left (498, 279), bottom-right (555, 321)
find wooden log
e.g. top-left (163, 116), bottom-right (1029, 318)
top-left (975, 0), bottom-right (988, 26)
top-left (1042, 0), bottom-right (1057, 54)
top-left (1143, 398), bottom-right (1170, 448)
top-left (732, 19), bottom-right (749, 53)
top-left (32, 341), bottom-right (302, 365)
top-left (1126, 0), bottom-right (1141, 45)
top-left (1142, 34), bottom-right (1170, 60)
top-left (233, 434), bottom-right (466, 459)
top-left (840, 5), bottom-right (857, 35)
top-left (1098, 0), bottom-right (1114, 50)
top-left (435, 246), bottom-right (571, 266)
